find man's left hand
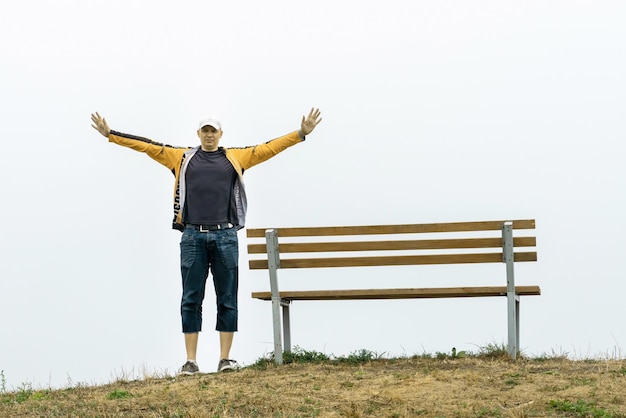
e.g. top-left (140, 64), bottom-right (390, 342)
top-left (301, 108), bottom-right (322, 136)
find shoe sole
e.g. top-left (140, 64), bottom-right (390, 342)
top-left (218, 365), bottom-right (240, 373)
top-left (177, 370), bottom-right (200, 376)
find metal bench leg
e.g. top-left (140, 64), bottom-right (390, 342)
top-left (503, 222), bottom-right (518, 360)
top-left (282, 300), bottom-right (292, 353)
top-left (507, 293), bottom-right (518, 359)
top-left (270, 296), bottom-right (283, 364)
top-left (266, 229), bottom-right (284, 365)
top-left (516, 296), bottom-right (520, 353)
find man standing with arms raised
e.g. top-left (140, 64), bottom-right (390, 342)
top-left (91, 108), bottom-right (322, 373)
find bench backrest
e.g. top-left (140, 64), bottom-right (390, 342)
top-left (246, 219), bottom-right (537, 270)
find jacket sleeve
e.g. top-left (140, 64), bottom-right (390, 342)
top-left (108, 131), bottom-right (186, 171)
top-left (230, 131), bottom-right (304, 170)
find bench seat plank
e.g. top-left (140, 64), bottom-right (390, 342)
top-left (252, 285), bottom-right (541, 301)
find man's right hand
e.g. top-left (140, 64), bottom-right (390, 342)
top-left (91, 112), bottom-right (111, 137)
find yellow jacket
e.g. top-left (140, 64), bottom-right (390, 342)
top-left (108, 130), bottom-right (304, 231)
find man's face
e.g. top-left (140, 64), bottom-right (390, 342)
top-left (197, 125), bottom-right (223, 152)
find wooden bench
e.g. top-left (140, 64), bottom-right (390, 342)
top-left (246, 219), bottom-right (540, 363)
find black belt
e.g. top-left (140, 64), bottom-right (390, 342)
top-left (187, 223), bottom-right (234, 232)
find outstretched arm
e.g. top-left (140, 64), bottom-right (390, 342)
top-left (91, 112), bottom-right (111, 137)
top-left (232, 108), bottom-right (324, 170)
top-left (90, 112), bottom-right (184, 170)
top-left (300, 108), bottom-right (322, 136)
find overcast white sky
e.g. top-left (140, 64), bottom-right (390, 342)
top-left (1, 0), bottom-right (625, 390)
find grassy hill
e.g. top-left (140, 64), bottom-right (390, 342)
top-left (2, 346), bottom-right (626, 417)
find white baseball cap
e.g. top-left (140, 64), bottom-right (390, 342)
top-left (198, 117), bottom-right (222, 130)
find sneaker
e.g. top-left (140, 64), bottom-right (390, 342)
top-left (177, 360), bottom-right (200, 376)
top-left (217, 358), bottom-right (240, 372)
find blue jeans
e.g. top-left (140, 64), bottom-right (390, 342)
top-left (179, 226), bottom-right (239, 333)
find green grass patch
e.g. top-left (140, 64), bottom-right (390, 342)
top-left (250, 346), bottom-right (383, 368)
top-left (106, 389), bottom-right (132, 400)
top-left (549, 399), bottom-right (615, 417)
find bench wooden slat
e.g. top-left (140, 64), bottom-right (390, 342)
top-left (251, 285), bottom-right (541, 301)
top-left (249, 251), bottom-right (537, 269)
top-left (247, 237), bottom-right (536, 254)
top-left (246, 219), bottom-right (536, 238)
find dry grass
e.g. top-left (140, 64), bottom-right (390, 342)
top-left (2, 354), bottom-right (626, 417)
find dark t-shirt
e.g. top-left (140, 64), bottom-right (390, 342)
top-left (183, 149), bottom-right (237, 225)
